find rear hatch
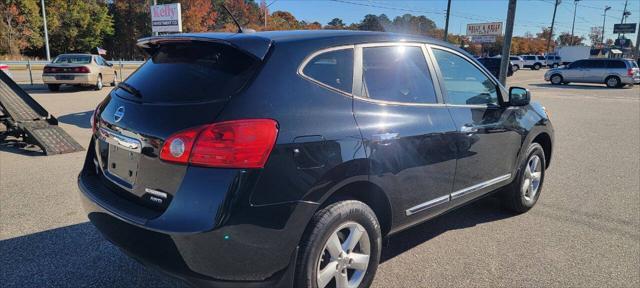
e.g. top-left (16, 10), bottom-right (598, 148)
top-left (93, 39), bottom-right (264, 211)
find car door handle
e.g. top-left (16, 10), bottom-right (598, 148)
top-left (372, 132), bottom-right (399, 142)
top-left (460, 125), bottom-right (478, 134)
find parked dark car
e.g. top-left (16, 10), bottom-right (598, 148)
top-left (478, 57), bottom-right (514, 78)
top-left (79, 30), bottom-right (554, 288)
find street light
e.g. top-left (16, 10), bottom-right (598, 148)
top-left (570, 0), bottom-right (580, 46)
top-left (602, 6), bottom-right (611, 46)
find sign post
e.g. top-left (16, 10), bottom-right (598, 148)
top-left (151, 3), bottom-right (182, 34)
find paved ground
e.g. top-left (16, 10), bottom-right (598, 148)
top-left (1, 70), bottom-right (638, 287)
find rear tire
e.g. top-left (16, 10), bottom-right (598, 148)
top-left (605, 76), bottom-right (620, 88)
top-left (533, 63), bottom-right (541, 70)
top-left (512, 65), bottom-right (519, 72)
top-left (47, 84), bottom-right (60, 92)
top-left (296, 200), bottom-right (381, 288)
top-left (95, 75), bottom-right (103, 90)
top-left (111, 72), bottom-right (118, 86)
top-left (502, 143), bottom-right (546, 214)
top-left (550, 74), bottom-right (563, 85)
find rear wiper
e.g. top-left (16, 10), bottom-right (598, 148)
top-left (117, 82), bottom-right (142, 98)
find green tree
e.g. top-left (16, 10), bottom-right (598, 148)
top-left (557, 32), bottom-right (584, 46)
top-left (326, 18), bottom-right (345, 29)
top-left (0, 0), bottom-right (43, 56)
top-left (104, 0), bottom-right (150, 60)
top-left (45, 0), bottom-right (114, 55)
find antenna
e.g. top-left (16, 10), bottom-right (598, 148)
top-left (221, 4), bottom-right (243, 33)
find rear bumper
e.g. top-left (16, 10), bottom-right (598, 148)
top-left (621, 76), bottom-right (640, 84)
top-left (77, 142), bottom-right (318, 286)
top-left (42, 73), bottom-right (95, 85)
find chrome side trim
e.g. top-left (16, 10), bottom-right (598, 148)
top-left (450, 174), bottom-right (511, 200)
top-left (98, 127), bottom-right (141, 153)
top-left (405, 194), bottom-right (450, 216)
top-left (405, 174), bottom-right (512, 217)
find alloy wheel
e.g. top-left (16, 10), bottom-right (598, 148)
top-left (551, 75), bottom-right (562, 85)
top-left (317, 222), bottom-right (371, 288)
top-left (522, 155), bottom-right (542, 202)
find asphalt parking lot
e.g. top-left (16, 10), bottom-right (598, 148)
top-left (1, 69), bottom-right (638, 287)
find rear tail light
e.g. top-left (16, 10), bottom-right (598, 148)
top-left (73, 66), bottom-right (90, 73)
top-left (160, 119), bottom-right (279, 168)
top-left (43, 66), bottom-right (90, 73)
top-left (0, 64), bottom-right (8, 70)
top-left (628, 69), bottom-right (634, 76)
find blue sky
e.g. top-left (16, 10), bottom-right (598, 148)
top-left (269, 0), bottom-right (640, 42)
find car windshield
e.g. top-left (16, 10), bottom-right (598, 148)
top-left (53, 55), bottom-right (92, 64)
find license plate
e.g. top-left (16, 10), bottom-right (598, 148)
top-left (107, 144), bottom-right (140, 185)
top-left (56, 75), bottom-right (74, 80)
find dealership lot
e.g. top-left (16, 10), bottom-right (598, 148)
top-left (1, 70), bottom-right (638, 287)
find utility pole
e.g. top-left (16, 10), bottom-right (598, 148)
top-left (40, 0), bottom-right (50, 61)
top-left (570, 0), bottom-right (580, 46)
top-left (152, 0), bottom-right (158, 36)
top-left (546, 0), bottom-right (560, 54)
top-left (443, 0), bottom-right (452, 42)
top-left (499, 0), bottom-right (517, 86)
top-left (264, 0), bottom-right (278, 29)
top-left (601, 6), bottom-right (611, 46)
top-left (617, 0), bottom-right (628, 39)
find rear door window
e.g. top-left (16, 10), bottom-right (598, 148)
top-left (361, 45), bottom-right (437, 104)
top-left (116, 42), bottom-right (258, 103)
top-left (606, 60), bottom-right (626, 69)
top-left (302, 49), bottom-right (353, 93)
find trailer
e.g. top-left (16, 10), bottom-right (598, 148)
top-left (0, 71), bottom-right (83, 155)
top-left (555, 46), bottom-right (591, 65)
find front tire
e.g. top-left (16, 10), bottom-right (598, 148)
top-left (296, 200), bottom-right (381, 288)
top-left (502, 143), bottom-right (546, 213)
top-left (550, 74), bottom-right (563, 85)
top-left (512, 65), bottom-right (519, 72)
top-left (533, 63), bottom-right (541, 70)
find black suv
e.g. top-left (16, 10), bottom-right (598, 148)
top-left (477, 57), bottom-right (514, 78)
top-left (79, 30), bottom-right (554, 288)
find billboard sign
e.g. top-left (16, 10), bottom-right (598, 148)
top-left (471, 35), bottom-right (497, 43)
top-left (466, 22), bottom-right (503, 36)
top-left (613, 23), bottom-right (636, 34)
top-left (151, 3), bottom-right (182, 33)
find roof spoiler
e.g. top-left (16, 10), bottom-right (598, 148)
top-left (137, 34), bottom-right (272, 61)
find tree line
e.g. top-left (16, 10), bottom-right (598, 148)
top-left (0, 0), bottom-right (610, 60)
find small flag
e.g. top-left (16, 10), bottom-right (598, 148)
top-left (97, 47), bottom-right (107, 55)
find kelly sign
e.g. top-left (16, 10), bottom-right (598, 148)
top-left (467, 22), bottom-right (503, 36)
top-left (151, 3), bottom-right (182, 33)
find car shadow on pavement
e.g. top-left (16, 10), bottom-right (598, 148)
top-left (58, 110), bottom-right (92, 129)
top-left (529, 83), bottom-right (631, 90)
top-left (0, 223), bottom-right (186, 288)
top-left (0, 137), bottom-right (45, 156)
top-left (21, 84), bottom-right (104, 94)
top-left (381, 195), bottom-right (512, 263)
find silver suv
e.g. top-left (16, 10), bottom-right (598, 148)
top-left (544, 58), bottom-right (640, 88)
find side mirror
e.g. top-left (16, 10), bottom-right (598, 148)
top-left (509, 87), bottom-right (530, 106)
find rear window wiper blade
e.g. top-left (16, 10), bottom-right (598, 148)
top-left (117, 82), bottom-right (142, 98)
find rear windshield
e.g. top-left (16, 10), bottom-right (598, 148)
top-left (53, 55), bottom-right (91, 64)
top-left (116, 42), bottom-right (258, 103)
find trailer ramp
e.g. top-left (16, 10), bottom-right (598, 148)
top-left (0, 72), bottom-right (83, 155)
